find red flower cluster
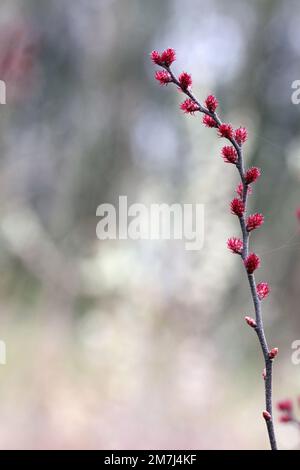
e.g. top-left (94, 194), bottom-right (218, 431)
top-left (277, 400), bottom-right (293, 412)
top-left (277, 398), bottom-right (300, 425)
top-left (257, 282), bottom-right (270, 300)
top-left (230, 198), bottom-right (245, 217)
top-left (202, 115), bottom-right (218, 128)
top-left (245, 167), bottom-right (261, 184)
top-left (234, 127), bottom-right (248, 145)
top-left (151, 48), bottom-right (176, 67)
top-left (178, 72), bottom-right (192, 90)
top-left (222, 146), bottom-right (238, 164)
top-left (279, 415), bottom-right (292, 423)
top-left (244, 253), bottom-right (260, 274)
top-left (236, 183), bottom-right (252, 199)
top-left (151, 50), bottom-right (162, 65)
top-left (155, 70), bottom-right (172, 86)
top-left (227, 237), bottom-right (243, 254)
top-left (205, 95), bottom-right (218, 113)
top-left (180, 99), bottom-right (200, 115)
top-left (246, 213), bottom-right (264, 232)
top-left (218, 123), bottom-right (233, 139)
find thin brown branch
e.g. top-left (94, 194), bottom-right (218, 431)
top-left (162, 62), bottom-right (278, 450)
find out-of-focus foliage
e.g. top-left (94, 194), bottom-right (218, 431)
top-left (0, 0), bottom-right (299, 450)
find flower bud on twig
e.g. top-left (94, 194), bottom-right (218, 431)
top-left (230, 198), bottom-right (245, 217)
top-left (246, 213), bottom-right (264, 232)
top-left (227, 237), bottom-right (243, 254)
top-left (178, 72), bottom-right (192, 90)
top-left (222, 146), bottom-right (238, 164)
top-left (263, 411), bottom-right (272, 421)
top-left (244, 253), bottom-right (260, 274)
top-left (277, 400), bottom-right (293, 412)
top-left (218, 123), bottom-right (233, 139)
top-left (245, 167), bottom-right (261, 184)
top-left (245, 316), bottom-right (257, 328)
top-left (236, 183), bottom-right (252, 199)
top-left (151, 48), bottom-right (176, 67)
top-left (205, 94), bottom-right (218, 113)
top-left (257, 282), bottom-right (270, 300)
top-left (269, 348), bottom-right (278, 360)
top-left (155, 70), bottom-right (172, 86)
top-left (180, 99), bottom-right (199, 115)
top-left (279, 415), bottom-right (292, 423)
top-left (202, 115), bottom-right (218, 128)
top-left (234, 127), bottom-right (248, 145)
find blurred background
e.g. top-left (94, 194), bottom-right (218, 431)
top-left (0, 0), bottom-right (299, 450)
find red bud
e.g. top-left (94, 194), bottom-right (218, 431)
top-left (269, 348), bottom-right (278, 360)
top-left (263, 410), bottom-right (272, 421)
top-left (279, 414), bottom-right (292, 423)
top-left (245, 316), bottom-right (257, 328)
